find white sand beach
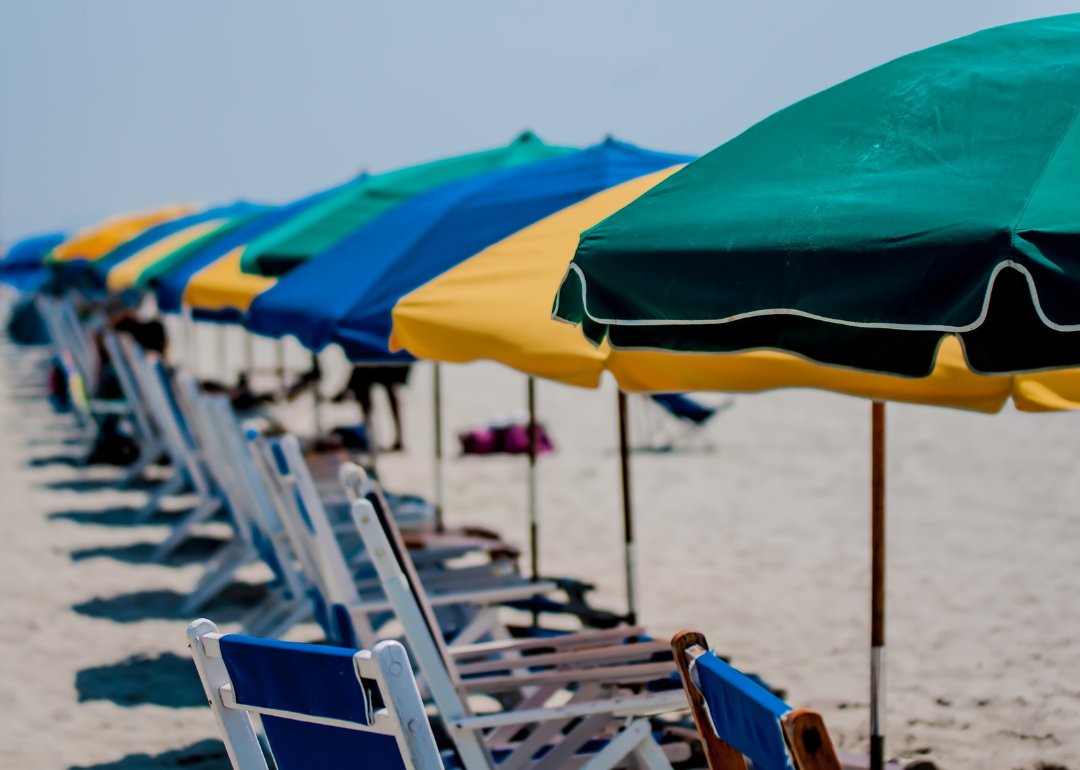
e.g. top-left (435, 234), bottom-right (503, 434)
top-left (1, 326), bottom-right (1077, 770)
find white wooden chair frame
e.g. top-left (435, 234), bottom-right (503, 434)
top-left (187, 618), bottom-right (443, 770)
top-left (118, 335), bottom-right (222, 537)
top-left (349, 490), bottom-right (689, 770)
top-left (101, 329), bottom-right (166, 486)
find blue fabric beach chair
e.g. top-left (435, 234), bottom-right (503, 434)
top-left (635, 394), bottom-right (732, 454)
top-left (671, 631), bottom-right (841, 770)
top-left (187, 619), bottom-right (443, 770)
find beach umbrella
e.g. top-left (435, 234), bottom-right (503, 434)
top-left (247, 139), bottom-right (693, 360)
top-left (391, 166), bottom-right (1080, 624)
top-left (0, 233), bottom-right (65, 291)
top-left (240, 132), bottom-right (575, 276)
top-left (102, 203), bottom-right (270, 293)
top-left (150, 191), bottom-right (340, 318)
top-left (554, 14), bottom-right (1080, 769)
top-left (46, 204), bottom-right (200, 264)
top-left (248, 138), bottom-right (693, 574)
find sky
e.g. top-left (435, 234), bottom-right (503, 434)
top-left (1, 0), bottom-right (1077, 245)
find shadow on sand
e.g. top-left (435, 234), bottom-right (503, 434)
top-left (73, 583), bottom-right (267, 624)
top-left (48, 505), bottom-right (194, 527)
top-left (70, 536), bottom-right (228, 567)
top-left (75, 652), bottom-right (207, 708)
top-left (27, 453), bottom-right (84, 467)
top-left (67, 740), bottom-right (231, 770)
top-left (43, 476), bottom-right (159, 493)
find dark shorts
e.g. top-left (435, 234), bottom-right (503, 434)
top-left (346, 364), bottom-right (412, 390)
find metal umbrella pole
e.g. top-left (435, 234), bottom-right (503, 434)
top-left (617, 390), bottom-right (637, 626)
top-left (527, 376), bottom-right (539, 582)
top-left (243, 329), bottom-right (254, 379)
top-left (433, 362), bottom-right (445, 532)
top-left (870, 400), bottom-right (887, 770)
top-left (311, 352), bottom-right (323, 436)
top-left (217, 324), bottom-right (228, 382)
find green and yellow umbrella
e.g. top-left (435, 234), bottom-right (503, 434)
top-left (394, 159), bottom-right (1080, 769)
top-left (392, 167), bottom-right (1080, 413)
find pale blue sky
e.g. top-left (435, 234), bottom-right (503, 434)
top-left (1, 1), bottom-right (1076, 244)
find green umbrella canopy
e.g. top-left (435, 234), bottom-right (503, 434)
top-left (242, 131), bottom-right (575, 276)
top-left (555, 14), bottom-right (1080, 377)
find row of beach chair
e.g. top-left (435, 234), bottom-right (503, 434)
top-left (27, 291), bottom-right (911, 770)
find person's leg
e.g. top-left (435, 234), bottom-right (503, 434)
top-left (356, 382), bottom-right (373, 426)
top-left (385, 384), bottom-right (404, 451)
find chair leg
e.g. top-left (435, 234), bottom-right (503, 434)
top-left (258, 597), bottom-right (314, 640)
top-left (579, 719), bottom-right (673, 770)
top-left (181, 541), bottom-right (257, 615)
top-left (152, 496), bottom-right (223, 561)
top-left (117, 442), bottom-right (158, 487)
top-left (134, 472), bottom-right (186, 522)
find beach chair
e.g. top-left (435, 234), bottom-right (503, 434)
top-left (118, 334), bottom-right (223, 534)
top-left (246, 433), bottom-right (562, 649)
top-left (170, 376), bottom-right (263, 610)
top-left (187, 619), bottom-right (443, 770)
top-left (173, 383), bottom-right (314, 635)
top-left (635, 394), bottom-right (732, 454)
top-left (671, 631), bottom-right (923, 770)
top-left (101, 329), bottom-right (166, 486)
top-left (35, 295), bottom-right (132, 448)
top-left (349, 487), bottom-right (694, 770)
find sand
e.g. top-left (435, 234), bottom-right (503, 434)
top-left (1, 322), bottom-right (1077, 769)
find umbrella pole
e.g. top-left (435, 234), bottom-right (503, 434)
top-left (527, 376), bottom-right (539, 582)
top-left (311, 352), bottom-right (322, 436)
top-left (617, 390), bottom-right (637, 626)
top-left (183, 308), bottom-right (196, 371)
top-left (217, 324), bottom-right (227, 382)
top-left (243, 329), bottom-right (254, 379)
top-left (275, 338), bottom-right (286, 392)
top-left (871, 400), bottom-right (886, 770)
top-left (433, 362), bottom-right (445, 532)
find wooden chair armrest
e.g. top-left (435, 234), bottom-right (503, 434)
top-left (449, 626), bottom-right (649, 657)
top-left (460, 660), bottom-right (678, 694)
top-left (781, 709), bottom-right (843, 770)
top-left (671, 629), bottom-right (748, 770)
top-left (456, 640), bottom-right (672, 676)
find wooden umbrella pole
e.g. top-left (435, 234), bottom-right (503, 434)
top-left (433, 362), bottom-right (445, 532)
top-left (617, 390), bottom-right (637, 626)
top-left (870, 400), bottom-right (886, 770)
top-left (527, 376), bottom-right (539, 582)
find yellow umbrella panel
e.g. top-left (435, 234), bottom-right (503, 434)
top-left (105, 218), bottom-right (233, 293)
top-left (391, 167), bottom-right (1080, 413)
top-left (183, 246), bottom-right (277, 315)
top-left (48, 203), bottom-right (200, 263)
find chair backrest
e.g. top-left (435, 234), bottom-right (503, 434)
top-left (120, 334), bottom-right (211, 493)
top-left (173, 376), bottom-right (254, 541)
top-left (650, 394), bottom-right (718, 426)
top-left (347, 481), bottom-right (494, 770)
top-left (57, 295), bottom-right (101, 393)
top-left (102, 330), bottom-right (156, 443)
top-left (671, 630), bottom-right (841, 770)
top-left (191, 399), bottom-right (309, 605)
top-left (242, 424), bottom-right (353, 625)
top-left (268, 434), bottom-right (378, 648)
top-left (187, 618), bottom-right (442, 770)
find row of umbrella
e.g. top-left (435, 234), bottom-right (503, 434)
top-left (6, 13), bottom-right (1080, 767)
